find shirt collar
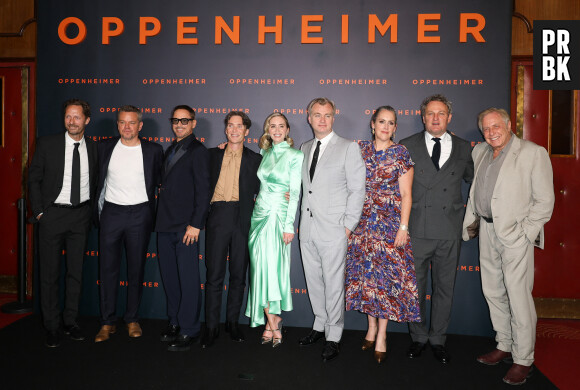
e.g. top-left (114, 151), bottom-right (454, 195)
top-left (315, 130), bottom-right (334, 146)
top-left (225, 146), bottom-right (242, 157)
top-left (65, 132), bottom-right (85, 146)
top-left (487, 133), bottom-right (515, 156)
top-left (424, 131), bottom-right (450, 143)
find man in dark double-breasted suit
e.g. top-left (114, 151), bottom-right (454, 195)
top-left (93, 105), bottom-right (163, 343)
top-left (29, 99), bottom-right (98, 347)
top-left (201, 111), bottom-right (261, 348)
top-left (155, 105), bottom-right (211, 351)
top-left (399, 94), bottom-right (474, 364)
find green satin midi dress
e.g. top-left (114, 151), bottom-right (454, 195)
top-left (245, 141), bottom-right (304, 327)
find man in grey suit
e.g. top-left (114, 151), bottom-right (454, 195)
top-left (463, 108), bottom-right (554, 385)
top-left (399, 94), bottom-right (474, 363)
top-left (298, 97), bottom-right (365, 362)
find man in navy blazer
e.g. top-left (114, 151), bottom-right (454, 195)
top-left (155, 105), bottom-right (211, 351)
top-left (28, 99), bottom-right (98, 347)
top-left (93, 105), bottom-right (163, 343)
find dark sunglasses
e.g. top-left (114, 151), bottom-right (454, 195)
top-left (169, 118), bottom-right (194, 125)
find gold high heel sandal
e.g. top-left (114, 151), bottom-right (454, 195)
top-left (272, 320), bottom-right (285, 348)
top-left (261, 327), bottom-right (273, 344)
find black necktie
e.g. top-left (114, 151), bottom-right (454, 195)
top-left (431, 137), bottom-right (441, 171)
top-left (309, 141), bottom-right (321, 181)
top-left (70, 142), bottom-right (81, 206)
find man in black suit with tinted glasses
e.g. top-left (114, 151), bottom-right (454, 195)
top-left (155, 105), bottom-right (211, 351)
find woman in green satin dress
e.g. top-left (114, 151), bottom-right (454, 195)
top-left (245, 112), bottom-right (304, 347)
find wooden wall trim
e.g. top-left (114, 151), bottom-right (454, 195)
top-left (0, 18), bottom-right (37, 38)
top-left (535, 298), bottom-right (580, 319)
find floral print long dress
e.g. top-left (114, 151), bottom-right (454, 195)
top-left (345, 140), bottom-right (421, 322)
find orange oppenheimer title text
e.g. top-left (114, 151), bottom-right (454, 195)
top-left (58, 13), bottom-right (487, 45)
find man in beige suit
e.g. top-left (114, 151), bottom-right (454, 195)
top-left (463, 108), bottom-right (554, 386)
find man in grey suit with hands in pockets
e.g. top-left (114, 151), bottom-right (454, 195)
top-left (463, 108), bottom-right (554, 385)
top-left (298, 97), bottom-right (366, 362)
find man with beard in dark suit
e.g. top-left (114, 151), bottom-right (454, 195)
top-left (29, 98), bottom-right (98, 347)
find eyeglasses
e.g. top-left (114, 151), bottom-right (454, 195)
top-left (169, 118), bottom-right (194, 125)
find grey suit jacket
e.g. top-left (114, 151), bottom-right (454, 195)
top-left (462, 136), bottom-right (554, 249)
top-left (399, 131), bottom-right (474, 240)
top-left (299, 133), bottom-right (365, 242)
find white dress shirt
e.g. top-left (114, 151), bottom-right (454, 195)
top-left (308, 130), bottom-right (335, 168)
top-left (424, 131), bottom-right (452, 168)
top-left (54, 133), bottom-right (90, 205)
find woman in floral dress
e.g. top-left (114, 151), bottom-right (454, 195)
top-left (345, 106), bottom-right (420, 363)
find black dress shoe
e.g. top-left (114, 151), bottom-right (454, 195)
top-left (168, 334), bottom-right (198, 352)
top-left (432, 344), bottom-right (451, 364)
top-left (201, 327), bottom-right (219, 348)
top-left (407, 342), bottom-right (426, 358)
top-left (321, 341), bottom-right (340, 362)
top-left (299, 330), bottom-right (324, 346)
top-left (46, 331), bottom-right (60, 348)
top-left (160, 324), bottom-right (180, 342)
top-left (63, 325), bottom-right (85, 341)
top-left (225, 322), bottom-right (245, 342)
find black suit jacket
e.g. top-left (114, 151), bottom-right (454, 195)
top-left (209, 146), bottom-right (261, 233)
top-left (28, 132), bottom-right (98, 218)
top-left (399, 131), bottom-right (474, 240)
top-left (94, 136), bottom-right (163, 226)
top-left (155, 135), bottom-right (211, 232)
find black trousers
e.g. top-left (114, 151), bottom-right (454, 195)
top-left (38, 204), bottom-right (91, 331)
top-left (98, 201), bottom-right (152, 325)
top-left (157, 231), bottom-right (202, 337)
top-left (204, 202), bottom-right (249, 328)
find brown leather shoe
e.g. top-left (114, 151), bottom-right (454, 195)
top-left (374, 350), bottom-right (387, 363)
top-left (95, 325), bottom-right (116, 343)
top-left (503, 363), bottom-right (533, 385)
top-left (477, 348), bottom-right (512, 365)
top-left (361, 339), bottom-right (375, 351)
top-left (127, 322), bottom-right (142, 338)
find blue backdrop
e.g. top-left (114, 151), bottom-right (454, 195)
top-left (37, 0), bottom-right (512, 336)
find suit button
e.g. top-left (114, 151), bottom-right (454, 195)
top-left (443, 206), bottom-right (446, 209)
top-left (443, 188), bottom-right (447, 192)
